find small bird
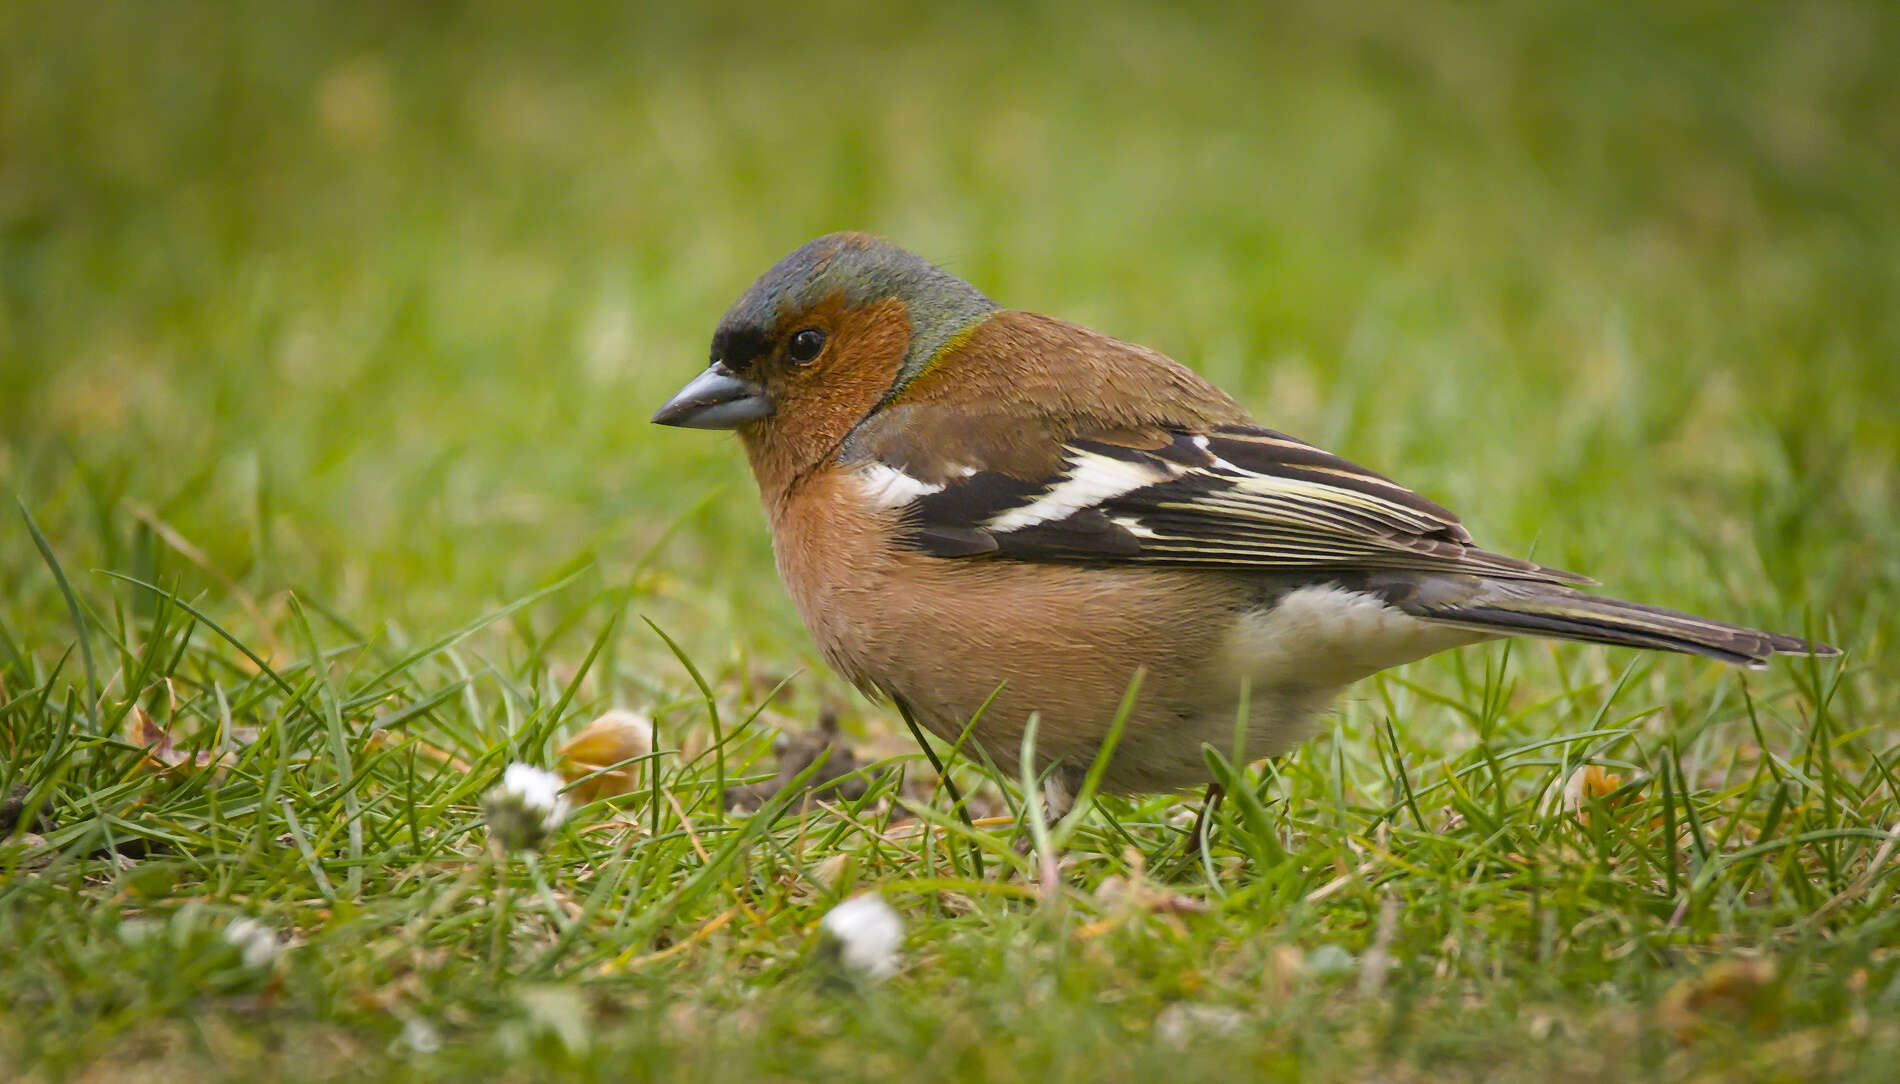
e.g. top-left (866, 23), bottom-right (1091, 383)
top-left (653, 232), bottom-right (1838, 816)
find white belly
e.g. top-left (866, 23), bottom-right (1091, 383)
top-left (1195, 585), bottom-right (1483, 761)
top-left (1224, 584), bottom-right (1485, 695)
top-left (1093, 584), bottom-right (1487, 794)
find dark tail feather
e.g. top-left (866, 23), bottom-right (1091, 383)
top-left (1426, 585), bottom-right (1840, 670)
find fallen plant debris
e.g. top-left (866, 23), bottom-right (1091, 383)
top-left (556, 709), bottom-right (654, 803)
top-left (724, 712), bottom-right (873, 812)
top-left (1658, 958), bottom-right (1784, 1043)
top-left (126, 706), bottom-right (233, 777)
top-left (1, 784), bottom-right (50, 836)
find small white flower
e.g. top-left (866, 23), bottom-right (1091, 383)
top-left (503, 762), bottom-right (568, 812)
top-left (399, 1015), bottom-right (442, 1055)
top-left (482, 762), bottom-right (570, 852)
top-left (818, 893), bottom-right (904, 980)
top-left (1304, 943), bottom-right (1356, 978)
top-left (224, 916), bottom-right (285, 969)
top-left (1155, 1003), bottom-right (1247, 1046)
top-left (118, 918), bottom-right (162, 946)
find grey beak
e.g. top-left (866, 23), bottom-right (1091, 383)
top-left (651, 364), bottom-right (773, 429)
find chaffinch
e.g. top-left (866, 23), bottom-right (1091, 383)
top-left (653, 232), bottom-right (1838, 812)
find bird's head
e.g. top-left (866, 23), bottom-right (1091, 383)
top-left (652, 233), bottom-right (996, 487)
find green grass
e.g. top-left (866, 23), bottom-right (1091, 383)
top-left (3, 1), bottom-right (1898, 1079)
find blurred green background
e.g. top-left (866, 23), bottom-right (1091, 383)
top-left (3, 0), bottom-right (1896, 676)
top-left (4, 3), bottom-right (1899, 1076)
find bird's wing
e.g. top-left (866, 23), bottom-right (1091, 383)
top-left (863, 424), bottom-right (1590, 584)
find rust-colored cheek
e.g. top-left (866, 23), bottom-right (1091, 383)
top-left (740, 297), bottom-right (912, 505)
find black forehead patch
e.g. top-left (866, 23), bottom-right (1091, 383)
top-left (710, 323), bottom-right (772, 370)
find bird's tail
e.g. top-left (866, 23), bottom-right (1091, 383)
top-left (1423, 581), bottom-right (1839, 670)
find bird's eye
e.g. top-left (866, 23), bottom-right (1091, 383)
top-left (787, 327), bottom-right (827, 364)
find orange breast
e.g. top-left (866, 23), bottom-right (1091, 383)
top-left (764, 467), bottom-right (1252, 785)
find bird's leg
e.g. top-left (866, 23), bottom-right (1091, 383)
top-left (894, 698), bottom-right (985, 877)
top-left (1041, 769), bottom-right (1077, 824)
top-left (1187, 781), bottom-right (1226, 851)
top-left (1012, 763), bottom-right (1083, 859)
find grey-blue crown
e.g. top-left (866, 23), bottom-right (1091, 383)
top-left (712, 233), bottom-right (997, 385)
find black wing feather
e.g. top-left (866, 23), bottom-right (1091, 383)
top-left (896, 424), bottom-right (1590, 585)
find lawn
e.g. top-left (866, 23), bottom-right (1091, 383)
top-left (3, 1), bottom-right (1898, 1079)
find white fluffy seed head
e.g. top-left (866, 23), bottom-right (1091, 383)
top-left (483, 762), bottom-right (571, 852)
top-left (224, 916), bottom-right (285, 969)
top-left (818, 893), bottom-right (904, 980)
